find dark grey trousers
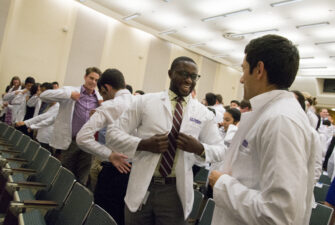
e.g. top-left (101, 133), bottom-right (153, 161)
top-left (125, 183), bottom-right (186, 225)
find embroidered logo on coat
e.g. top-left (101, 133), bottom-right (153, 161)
top-left (190, 117), bottom-right (201, 124)
top-left (242, 139), bottom-right (248, 148)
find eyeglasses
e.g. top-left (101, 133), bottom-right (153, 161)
top-left (175, 71), bottom-right (201, 81)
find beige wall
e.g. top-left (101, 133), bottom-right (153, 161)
top-left (0, 0), bottom-right (241, 103)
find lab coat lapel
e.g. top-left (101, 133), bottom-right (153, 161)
top-left (160, 91), bottom-right (172, 121)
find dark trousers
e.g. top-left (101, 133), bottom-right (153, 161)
top-left (124, 182), bottom-right (186, 225)
top-left (94, 163), bottom-right (130, 225)
top-left (60, 141), bottom-right (92, 185)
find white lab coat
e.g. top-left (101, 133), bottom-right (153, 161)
top-left (76, 89), bottom-right (134, 161)
top-left (306, 108), bottom-right (318, 129)
top-left (212, 90), bottom-right (320, 225)
top-left (40, 86), bottom-right (102, 150)
top-left (24, 103), bottom-right (59, 144)
top-left (11, 89), bottom-right (30, 122)
top-left (208, 105), bottom-right (223, 124)
top-left (106, 90), bottom-right (225, 219)
top-left (2, 86), bottom-right (22, 122)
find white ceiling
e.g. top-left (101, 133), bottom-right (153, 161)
top-left (80, 0), bottom-right (335, 78)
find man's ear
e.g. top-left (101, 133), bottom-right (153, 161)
top-left (168, 69), bottom-right (172, 79)
top-left (256, 61), bottom-right (265, 79)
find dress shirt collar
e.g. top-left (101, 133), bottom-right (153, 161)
top-left (81, 85), bottom-right (96, 96)
top-left (168, 89), bottom-right (190, 103)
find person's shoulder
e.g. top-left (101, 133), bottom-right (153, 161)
top-left (189, 98), bottom-right (215, 120)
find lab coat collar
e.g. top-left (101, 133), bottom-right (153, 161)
top-left (249, 90), bottom-right (293, 112)
top-left (114, 88), bottom-right (131, 98)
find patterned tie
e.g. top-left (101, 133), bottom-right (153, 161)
top-left (159, 97), bottom-right (183, 177)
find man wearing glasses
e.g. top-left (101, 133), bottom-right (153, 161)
top-left (106, 56), bottom-right (225, 225)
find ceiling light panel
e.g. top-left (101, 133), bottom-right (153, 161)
top-left (201, 8), bottom-right (252, 22)
top-left (296, 21), bottom-right (329, 29)
top-left (270, 0), bottom-right (303, 7)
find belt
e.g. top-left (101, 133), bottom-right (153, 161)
top-left (151, 177), bottom-right (176, 185)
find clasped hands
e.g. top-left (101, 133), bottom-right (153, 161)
top-left (137, 132), bottom-right (204, 156)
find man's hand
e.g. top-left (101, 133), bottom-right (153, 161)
top-left (15, 121), bottom-right (25, 127)
top-left (89, 109), bottom-right (96, 117)
top-left (209, 170), bottom-right (224, 188)
top-left (176, 133), bottom-right (204, 155)
top-left (71, 91), bottom-right (80, 101)
top-left (109, 152), bottom-right (131, 174)
top-left (137, 133), bottom-right (168, 153)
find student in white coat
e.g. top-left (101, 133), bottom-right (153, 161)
top-left (16, 83), bottom-right (59, 153)
top-left (76, 69), bottom-right (132, 225)
top-left (209, 35), bottom-right (321, 225)
top-left (106, 56), bottom-right (225, 225)
top-left (40, 67), bottom-right (102, 185)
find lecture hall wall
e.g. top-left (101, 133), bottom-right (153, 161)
top-left (0, 0), bottom-right (243, 104)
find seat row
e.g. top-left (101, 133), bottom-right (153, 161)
top-left (0, 122), bottom-right (117, 225)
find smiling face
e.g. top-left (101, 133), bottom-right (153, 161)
top-left (84, 72), bottom-right (99, 92)
top-left (168, 61), bottom-right (197, 97)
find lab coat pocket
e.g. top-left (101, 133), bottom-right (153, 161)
top-left (181, 119), bottom-right (201, 138)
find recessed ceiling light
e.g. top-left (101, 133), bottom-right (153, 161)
top-left (331, 108), bottom-right (335, 111)
top-left (315, 41), bottom-right (335, 45)
top-left (122, 13), bottom-right (141, 21)
top-left (158, 29), bottom-right (177, 35)
top-left (189, 43), bottom-right (206, 47)
top-left (300, 66), bottom-right (327, 69)
top-left (296, 22), bottom-right (329, 29)
top-left (201, 8), bottom-right (252, 22)
top-left (270, 0), bottom-right (302, 7)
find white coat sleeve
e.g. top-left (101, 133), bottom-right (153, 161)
top-left (314, 132), bottom-right (323, 183)
top-left (198, 119), bottom-right (226, 164)
top-left (76, 109), bottom-right (112, 161)
top-left (213, 115), bottom-right (313, 225)
top-left (40, 88), bottom-right (72, 103)
top-left (25, 104), bottom-right (59, 128)
top-left (11, 92), bottom-right (26, 105)
top-left (3, 91), bottom-right (16, 102)
top-left (106, 97), bottom-right (142, 158)
top-left (26, 95), bottom-right (39, 107)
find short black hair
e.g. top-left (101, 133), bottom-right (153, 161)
top-left (24, 76), bottom-right (35, 85)
top-left (230, 100), bottom-right (240, 106)
top-left (226, 108), bottom-right (241, 123)
top-left (52, 81), bottom-right (59, 86)
top-left (135, 90), bottom-right (145, 95)
top-left (126, 84), bottom-right (133, 94)
top-left (85, 67), bottom-right (102, 76)
top-left (205, 92), bottom-right (216, 106)
top-left (170, 56), bottom-right (196, 71)
top-left (240, 99), bottom-right (251, 109)
top-left (216, 94), bottom-right (223, 104)
top-left (41, 82), bottom-right (53, 90)
top-left (98, 68), bottom-right (125, 91)
top-left (30, 83), bottom-right (40, 96)
top-left (292, 90), bottom-right (306, 111)
top-left (244, 34), bottom-right (299, 89)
